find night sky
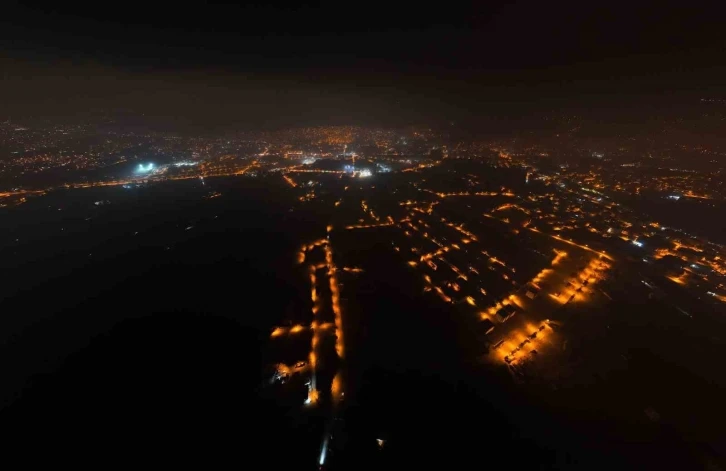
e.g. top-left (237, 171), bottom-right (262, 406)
top-left (2, 1), bottom-right (725, 129)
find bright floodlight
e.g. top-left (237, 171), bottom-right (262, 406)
top-left (136, 163), bottom-right (154, 174)
top-left (359, 169), bottom-right (372, 178)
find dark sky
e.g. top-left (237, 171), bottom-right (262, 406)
top-left (2, 1), bottom-right (725, 129)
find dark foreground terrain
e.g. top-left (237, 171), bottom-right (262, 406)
top-left (0, 180), bottom-right (724, 470)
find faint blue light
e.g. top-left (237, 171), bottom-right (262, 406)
top-left (319, 436), bottom-right (329, 466)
